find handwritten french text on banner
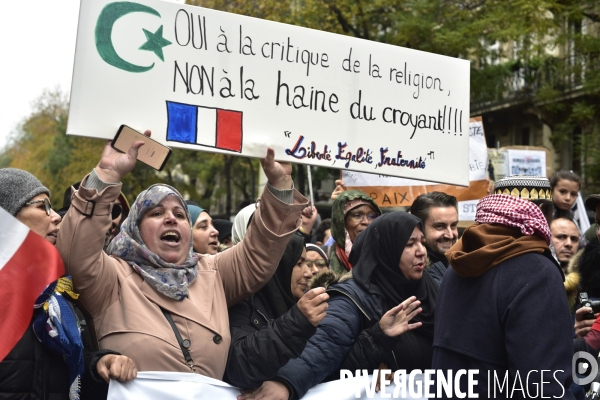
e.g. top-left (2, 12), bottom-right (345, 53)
top-left (68, 0), bottom-right (470, 184)
top-left (342, 117), bottom-right (488, 207)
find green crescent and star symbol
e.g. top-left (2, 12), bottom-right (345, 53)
top-left (95, 1), bottom-right (172, 73)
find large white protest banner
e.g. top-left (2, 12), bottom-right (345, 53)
top-left (341, 117), bottom-right (488, 207)
top-left (68, 0), bottom-right (470, 184)
top-left (108, 371), bottom-right (429, 400)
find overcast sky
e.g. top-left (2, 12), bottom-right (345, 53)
top-left (0, 0), bottom-right (184, 151)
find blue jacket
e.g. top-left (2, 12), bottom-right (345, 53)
top-left (277, 278), bottom-right (433, 399)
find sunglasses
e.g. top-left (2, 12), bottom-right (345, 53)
top-left (25, 198), bottom-right (52, 216)
top-left (111, 203), bottom-right (123, 220)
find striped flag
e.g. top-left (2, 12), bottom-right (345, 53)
top-left (0, 207), bottom-right (65, 361)
top-left (166, 101), bottom-right (243, 153)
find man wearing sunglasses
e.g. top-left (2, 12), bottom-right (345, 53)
top-left (58, 181), bottom-right (130, 250)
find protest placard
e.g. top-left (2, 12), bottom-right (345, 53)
top-left (488, 149), bottom-right (508, 181)
top-left (488, 146), bottom-right (551, 180)
top-left (342, 117), bottom-right (488, 207)
top-left (507, 149), bottom-right (547, 177)
top-left (68, 0), bottom-right (470, 184)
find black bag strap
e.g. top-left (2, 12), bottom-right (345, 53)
top-left (160, 307), bottom-right (196, 372)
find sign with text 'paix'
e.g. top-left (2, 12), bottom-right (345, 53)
top-left (68, 0), bottom-right (470, 184)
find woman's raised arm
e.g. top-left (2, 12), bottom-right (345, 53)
top-left (56, 134), bottom-right (147, 317)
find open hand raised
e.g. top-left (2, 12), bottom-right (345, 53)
top-left (379, 296), bottom-right (422, 337)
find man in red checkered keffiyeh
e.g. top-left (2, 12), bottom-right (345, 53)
top-left (432, 187), bottom-right (577, 398)
top-left (475, 194), bottom-right (552, 245)
top-left (444, 193), bottom-right (552, 278)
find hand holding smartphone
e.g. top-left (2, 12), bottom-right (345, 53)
top-left (112, 125), bottom-right (172, 171)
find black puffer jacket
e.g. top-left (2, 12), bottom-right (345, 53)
top-left (0, 325), bottom-right (70, 400)
top-left (425, 261), bottom-right (447, 285)
top-left (0, 314), bottom-right (113, 400)
top-left (276, 272), bottom-right (435, 399)
top-left (224, 294), bottom-right (316, 389)
top-left (224, 234), bottom-right (316, 390)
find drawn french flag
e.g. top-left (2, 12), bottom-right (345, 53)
top-left (0, 207), bottom-right (64, 361)
top-left (166, 101), bottom-right (243, 153)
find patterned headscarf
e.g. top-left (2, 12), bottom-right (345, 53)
top-left (107, 184), bottom-right (199, 300)
top-left (475, 194), bottom-right (552, 245)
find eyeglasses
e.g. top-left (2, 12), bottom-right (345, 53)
top-left (25, 198), bottom-right (52, 216)
top-left (347, 211), bottom-right (379, 222)
top-left (306, 260), bottom-right (328, 269)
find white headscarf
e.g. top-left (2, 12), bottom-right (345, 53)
top-left (232, 203), bottom-right (257, 245)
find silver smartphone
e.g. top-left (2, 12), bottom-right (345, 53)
top-left (112, 125), bottom-right (172, 171)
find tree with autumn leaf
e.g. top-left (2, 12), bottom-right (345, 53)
top-left (0, 89), bottom-right (262, 217)
top-left (191, 0), bottom-right (600, 191)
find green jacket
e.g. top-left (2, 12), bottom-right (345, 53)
top-left (327, 190), bottom-right (381, 276)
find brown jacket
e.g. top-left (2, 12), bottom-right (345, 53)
top-left (56, 178), bottom-right (307, 379)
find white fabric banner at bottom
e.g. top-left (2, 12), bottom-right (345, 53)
top-left (108, 371), bottom-right (428, 399)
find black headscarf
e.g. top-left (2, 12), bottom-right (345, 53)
top-left (350, 211), bottom-right (437, 339)
top-left (254, 235), bottom-right (305, 319)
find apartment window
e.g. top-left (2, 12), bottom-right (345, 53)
top-left (520, 127), bottom-right (531, 146)
top-left (486, 133), bottom-right (497, 148)
top-left (572, 126), bottom-right (582, 176)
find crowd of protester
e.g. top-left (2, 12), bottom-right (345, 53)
top-left (3, 132), bottom-right (600, 400)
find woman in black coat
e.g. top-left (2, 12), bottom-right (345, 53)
top-left (0, 168), bottom-right (136, 400)
top-left (224, 234), bottom-right (328, 394)
top-left (270, 212), bottom-right (436, 400)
